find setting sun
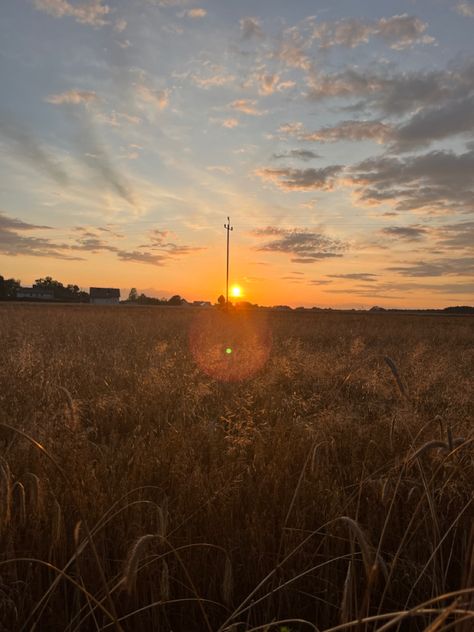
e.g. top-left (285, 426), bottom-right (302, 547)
top-left (230, 285), bottom-right (242, 298)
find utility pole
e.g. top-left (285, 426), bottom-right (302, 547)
top-left (224, 216), bottom-right (233, 305)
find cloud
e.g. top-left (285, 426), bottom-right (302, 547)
top-left (255, 165), bottom-right (343, 191)
top-left (433, 221), bottom-right (474, 250)
top-left (143, 228), bottom-right (205, 256)
top-left (253, 226), bottom-right (346, 263)
top-left (0, 212), bottom-right (81, 260)
top-left (272, 149), bottom-right (321, 161)
top-left (306, 60), bottom-right (474, 115)
top-left (328, 273), bottom-right (378, 281)
top-left (387, 257), bottom-right (474, 277)
top-left (135, 84), bottom-right (169, 111)
top-left (455, 1), bottom-right (474, 17)
top-left (379, 226), bottom-right (428, 240)
top-left (0, 212), bottom-right (50, 232)
top-left (116, 250), bottom-right (168, 266)
top-left (240, 17), bottom-right (264, 40)
top-left (45, 90), bottom-right (98, 106)
top-left (228, 99), bottom-right (264, 116)
top-left (220, 118), bottom-right (239, 129)
top-left (389, 95), bottom-right (474, 151)
top-left (179, 8), bottom-right (206, 18)
top-left (312, 14), bottom-right (434, 50)
top-left (287, 120), bottom-right (392, 144)
top-left (347, 148), bottom-right (474, 214)
top-left (114, 18), bottom-right (127, 32)
top-left (258, 74), bottom-right (280, 95)
top-left (0, 113), bottom-right (69, 185)
top-left (190, 71), bottom-right (236, 89)
top-left (33, 0), bottom-right (110, 27)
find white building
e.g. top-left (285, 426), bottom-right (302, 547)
top-left (90, 287), bottom-right (120, 305)
top-left (17, 287), bottom-right (54, 301)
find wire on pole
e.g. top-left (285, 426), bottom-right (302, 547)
top-left (224, 217), bottom-right (233, 305)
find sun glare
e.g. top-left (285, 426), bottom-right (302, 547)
top-left (230, 285), bottom-right (242, 298)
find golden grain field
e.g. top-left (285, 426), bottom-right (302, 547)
top-left (0, 304), bottom-right (472, 631)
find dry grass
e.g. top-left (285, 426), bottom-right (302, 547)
top-left (0, 303), bottom-right (472, 631)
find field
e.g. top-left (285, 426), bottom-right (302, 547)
top-left (0, 304), bottom-right (472, 631)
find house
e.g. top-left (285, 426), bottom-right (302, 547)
top-left (17, 287), bottom-right (54, 301)
top-left (192, 300), bottom-right (212, 307)
top-left (90, 287), bottom-right (120, 305)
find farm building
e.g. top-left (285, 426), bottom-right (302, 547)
top-left (17, 287), bottom-right (54, 301)
top-left (90, 287), bottom-right (120, 305)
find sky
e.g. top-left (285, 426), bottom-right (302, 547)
top-left (0, 0), bottom-right (473, 308)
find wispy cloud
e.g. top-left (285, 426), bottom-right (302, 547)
top-left (0, 113), bottom-right (69, 185)
top-left (312, 14), bottom-right (435, 50)
top-left (179, 8), bottom-right (207, 19)
top-left (228, 99), bottom-right (264, 116)
top-left (455, 1), bottom-right (474, 17)
top-left (33, 0), bottom-right (110, 27)
top-left (45, 90), bottom-right (98, 106)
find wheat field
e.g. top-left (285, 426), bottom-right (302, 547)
top-left (0, 304), bottom-right (472, 631)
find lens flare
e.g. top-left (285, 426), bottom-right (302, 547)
top-left (189, 311), bottom-right (271, 382)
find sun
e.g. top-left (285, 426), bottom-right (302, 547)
top-left (230, 284), bottom-right (242, 298)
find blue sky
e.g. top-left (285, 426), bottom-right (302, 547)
top-left (0, 0), bottom-right (473, 307)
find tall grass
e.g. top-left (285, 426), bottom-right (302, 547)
top-left (0, 304), bottom-right (472, 630)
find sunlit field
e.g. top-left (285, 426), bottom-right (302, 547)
top-left (0, 304), bottom-right (472, 631)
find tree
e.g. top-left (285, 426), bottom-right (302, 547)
top-left (128, 287), bottom-right (138, 302)
top-left (0, 275), bottom-right (21, 300)
top-left (217, 294), bottom-right (226, 306)
top-left (168, 294), bottom-right (182, 306)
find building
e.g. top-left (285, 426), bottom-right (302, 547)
top-left (90, 287), bottom-right (120, 305)
top-left (192, 300), bottom-right (212, 307)
top-left (17, 287), bottom-right (54, 301)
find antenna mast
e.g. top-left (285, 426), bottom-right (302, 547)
top-left (224, 216), bottom-right (233, 305)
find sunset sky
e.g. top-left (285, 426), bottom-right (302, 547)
top-left (1, 0), bottom-right (473, 308)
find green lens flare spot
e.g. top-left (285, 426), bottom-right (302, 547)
top-left (225, 347), bottom-right (232, 355)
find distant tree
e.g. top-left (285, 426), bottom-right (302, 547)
top-left (33, 277), bottom-right (88, 302)
top-left (128, 287), bottom-right (138, 302)
top-left (0, 275), bottom-right (21, 300)
top-left (217, 294), bottom-right (226, 306)
top-left (168, 294), bottom-right (182, 306)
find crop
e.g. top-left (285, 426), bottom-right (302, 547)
top-left (0, 304), bottom-right (472, 631)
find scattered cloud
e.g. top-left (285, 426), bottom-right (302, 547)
top-left (307, 60), bottom-right (474, 115)
top-left (45, 89), bottom-right (98, 106)
top-left (220, 118), bottom-right (239, 129)
top-left (379, 226), bottom-right (428, 240)
top-left (389, 95), bottom-right (474, 151)
top-left (280, 119), bottom-right (392, 144)
top-left (328, 273), bottom-right (378, 281)
top-left (455, 1), bottom-right (474, 17)
top-left (347, 148), bottom-right (474, 214)
top-left (116, 250), bottom-right (168, 266)
top-left (228, 99), bottom-right (264, 116)
top-left (312, 14), bottom-right (434, 50)
top-left (387, 257), bottom-right (474, 277)
top-left (272, 149), bottom-right (321, 161)
top-left (253, 226), bottom-right (346, 263)
top-left (114, 18), bottom-right (127, 32)
top-left (135, 84), bottom-right (170, 111)
top-left (240, 17), bottom-right (264, 40)
top-left (0, 212), bottom-right (80, 260)
top-left (179, 8), bottom-right (207, 18)
top-left (33, 0), bottom-right (110, 27)
top-left (256, 165), bottom-right (343, 191)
